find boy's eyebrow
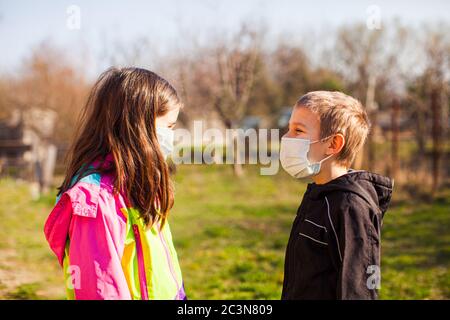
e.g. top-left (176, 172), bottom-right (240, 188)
top-left (290, 121), bottom-right (308, 128)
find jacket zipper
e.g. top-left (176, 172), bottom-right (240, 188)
top-left (158, 230), bottom-right (181, 296)
top-left (133, 224), bottom-right (149, 300)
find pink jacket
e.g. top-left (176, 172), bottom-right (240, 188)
top-left (44, 155), bottom-right (185, 300)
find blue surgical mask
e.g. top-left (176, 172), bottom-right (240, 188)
top-left (156, 126), bottom-right (174, 159)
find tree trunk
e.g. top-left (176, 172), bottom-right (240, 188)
top-left (430, 89), bottom-right (442, 194)
top-left (390, 98), bottom-right (400, 180)
top-left (367, 112), bottom-right (377, 172)
top-left (415, 103), bottom-right (427, 157)
top-left (233, 131), bottom-right (244, 177)
top-left (365, 74), bottom-right (377, 171)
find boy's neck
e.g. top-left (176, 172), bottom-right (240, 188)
top-left (312, 163), bottom-right (349, 185)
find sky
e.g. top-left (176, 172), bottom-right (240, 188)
top-left (0, 0), bottom-right (449, 76)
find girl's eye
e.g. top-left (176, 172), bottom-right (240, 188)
top-left (295, 129), bottom-right (304, 134)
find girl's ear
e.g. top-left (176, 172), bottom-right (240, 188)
top-left (328, 133), bottom-right (345, 155)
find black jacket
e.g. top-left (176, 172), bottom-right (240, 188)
top-left (281, 170), bottom-right (393, 300)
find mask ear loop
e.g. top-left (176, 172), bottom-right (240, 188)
top-left (319, 153), bottom-right (334, 164)
top-left (310, 134), bottom-right (334, 144)
top-left (310, 135), bottom-right (337, 164)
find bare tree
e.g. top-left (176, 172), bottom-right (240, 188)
top-left (185, 25), bottom-right (263, 176)
top-left (333, 24), bottom-right (386, 170)
top-left (6, 42), bottom-right (89, 150)
top-left (333, 22), bottom-right (416, 175)
top-left (421, 27), bottom-right (449, 193)
top-left (271, 43), bottom-right (311, 106)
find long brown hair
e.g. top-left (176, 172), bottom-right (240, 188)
top-left (58, 67), bottom-right (182, 228)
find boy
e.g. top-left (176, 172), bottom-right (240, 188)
top-left (279, 91), bottom-right (393, 300)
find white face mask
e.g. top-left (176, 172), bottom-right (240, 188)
top-left (279, 136), bottom-right (334, 179)
top-left (156, 126), bottom-right (174, 159)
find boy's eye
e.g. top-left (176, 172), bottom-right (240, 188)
top-left (295, 128), bottom-right (304, 133)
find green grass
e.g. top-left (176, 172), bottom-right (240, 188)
top-left (381, 194), bottom-right (450, 299)
top-left (0, 165), bottom-right (448, 299)
top-left (170, 165), bottom-right (302, 299)
top-left (0, 179), bottom-right (67, 299)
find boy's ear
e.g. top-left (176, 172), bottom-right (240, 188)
top-left (327, 133), bottom-right (345, 155)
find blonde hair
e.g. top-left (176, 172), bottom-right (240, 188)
top-left (296, 91), bottom-right (371, 166)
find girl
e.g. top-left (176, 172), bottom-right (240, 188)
top-left (44, 67), bottom-right (186, 300)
